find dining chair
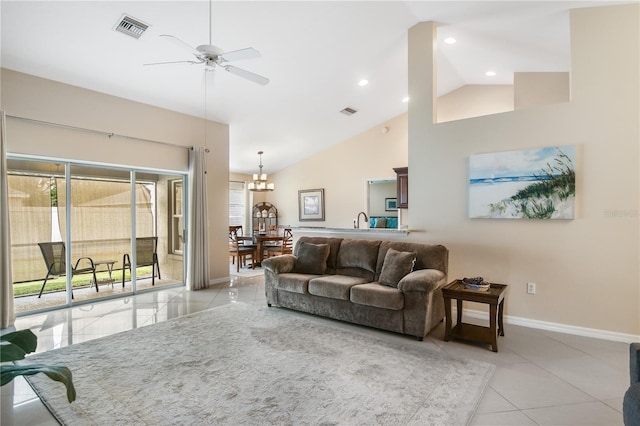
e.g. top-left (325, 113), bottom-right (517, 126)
top-left (229, 227), bottom-right (257, 272)
top-left (266, 228), bottom-right (293, 258)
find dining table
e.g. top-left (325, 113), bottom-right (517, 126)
top-left (253, 234), bottom-right (284, 264)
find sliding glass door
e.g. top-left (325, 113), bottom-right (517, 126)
top-left (7, 156), bottom-right (186, 314)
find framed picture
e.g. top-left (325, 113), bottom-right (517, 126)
top-left (298, 188), bottom-right (325, 221)
top-left (469, 145), bottom-right (576, 219)
top-left (385, 198), bottom-right (397, 211)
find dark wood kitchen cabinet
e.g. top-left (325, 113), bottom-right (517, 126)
top-left (393, 167), bottom-right (408, 208)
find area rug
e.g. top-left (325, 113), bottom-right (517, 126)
top-left (24, 303), bottom-right (494, 425)
top-left (230, 264), bottom-right (265, 278)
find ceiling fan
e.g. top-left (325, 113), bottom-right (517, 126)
top-left (145, 1), bottom-right (269, 86)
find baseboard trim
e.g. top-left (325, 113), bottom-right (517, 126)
top-left (457, 308), bottom-right (640, 344)
top-left (209, 277), bottom-right (230, 286)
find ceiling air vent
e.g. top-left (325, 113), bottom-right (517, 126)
top-left (114, 14), bottom-right (149, 39)
top-left (340, 107), bottom-right (358, 116)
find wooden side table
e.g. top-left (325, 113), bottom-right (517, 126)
top-left (442, 280), bottom-right (507, 352)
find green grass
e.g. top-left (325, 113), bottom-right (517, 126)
top-left (13, 266), bottom-right (153, 297)
top-left (510, 150), bottom-right (575, 203)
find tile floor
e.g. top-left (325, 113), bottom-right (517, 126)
top-left (1, 269), bottom-right (630, 426)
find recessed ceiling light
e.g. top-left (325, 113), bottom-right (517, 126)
top-left (402, 96), bottom-right (410, 103)
top-left (444, 37), bottom-right (456, 44)
top-left (485, 71), bottom-right (496, 77)
top-left (358, 79), bottom-right (369, 87)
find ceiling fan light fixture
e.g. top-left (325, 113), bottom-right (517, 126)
top-left (197, 44), bottom-right (224, 57)
top-left (248, 151), bottom-right (274, 192)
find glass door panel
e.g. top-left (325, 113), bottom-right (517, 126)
top-left (7, 159), bottom-right (68, 313)
top-left (67, 165), bottom-right (133, 303)
top-left (133, 173), bottom-right (184, 291)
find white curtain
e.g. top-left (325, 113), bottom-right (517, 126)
top-left (1, 111), bottom-right (16, 328)
top-left (186, 146), bottom-right (210, 290)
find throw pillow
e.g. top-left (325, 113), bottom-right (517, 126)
top-left (294, 242), bottom-right (331, 275)
top-left (374, 218), bottom-right (387, 228)
top-left (378, 248), bottom-right (416, 288)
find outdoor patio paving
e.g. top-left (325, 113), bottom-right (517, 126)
top-left (14, 277), bottom-right (182, 314)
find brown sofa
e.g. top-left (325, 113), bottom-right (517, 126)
top-left (262, 236), bottom-right (449, 340)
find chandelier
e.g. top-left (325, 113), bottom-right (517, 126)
top-left (247, 151), bottom-right (274, 192)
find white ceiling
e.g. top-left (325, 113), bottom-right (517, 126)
top-left (0, 1), bottom-right (630, 174)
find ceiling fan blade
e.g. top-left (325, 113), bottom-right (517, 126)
top-left (220, 47), bottom-right (260, 62)
top-left (223, 65), bottom-right (270, 86)
top-left (144, 60), bottom-right (203, 66)
top-left (160, 34), bottom-right (202, 58)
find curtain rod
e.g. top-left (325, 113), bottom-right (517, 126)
top-left (6, 114), bottom-right (209, 152)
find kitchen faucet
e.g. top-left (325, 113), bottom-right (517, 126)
top-left (354, 211), bottom-right (368, 229)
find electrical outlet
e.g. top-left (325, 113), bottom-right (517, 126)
top-left (527, 282), bottom-right (536, 294)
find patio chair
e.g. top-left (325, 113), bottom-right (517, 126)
top-left (122, 237), bottom-right (161, 287)
top-left (37, 242), bottom-right (98, 298)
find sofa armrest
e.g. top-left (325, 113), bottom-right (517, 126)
top-left (262, 255), bottom-right (296, 274)
top-left (397, 269), bottom-right (445, 293)
top-left (631, 343), bottom-right (640, 385)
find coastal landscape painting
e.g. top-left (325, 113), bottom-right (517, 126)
top-left (469, 146), bottom-right (576, 219)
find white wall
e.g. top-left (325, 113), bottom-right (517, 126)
top-left (1, 69), bottom-right (231, 284)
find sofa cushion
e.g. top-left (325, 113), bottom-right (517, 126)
top-left (377, 242), bottom-right (448, 276)
top-left (276, 273), bottom-right (321, 294)
top-left (336, 239), bottom-right (380, 273)
top-left (350, 283), bottom-right (404, 310)
top-left (308, 275), bottom-right (370, 300)
top-left (293, 242), bottom-right (331, 275)
top-left (379, 248), bottom-right (416, 288)
top-left (295, 237), bottom-right (343, 273)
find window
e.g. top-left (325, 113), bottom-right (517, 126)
top-left (229, 181), bottom-right (246, 228)
top-left (169, 179), bottom-right (184, 255)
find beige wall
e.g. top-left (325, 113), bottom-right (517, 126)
top-left (515, 72), bottom-right (571, 110)
top-left (1, 69), bottom-right (231, 284)
top-left (408, 5), bottom-right (639, 336)
top-left (267, 113), bottom-right (408, 229)
top-left (262, 4), bottom-right (639, 338)
top-left (437, 73), bottom-right (570, 123)
top-left (437, 85), bottom-right (514, 123)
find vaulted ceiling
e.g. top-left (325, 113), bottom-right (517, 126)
top-left (1, 1), bottom-right (628, 173)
